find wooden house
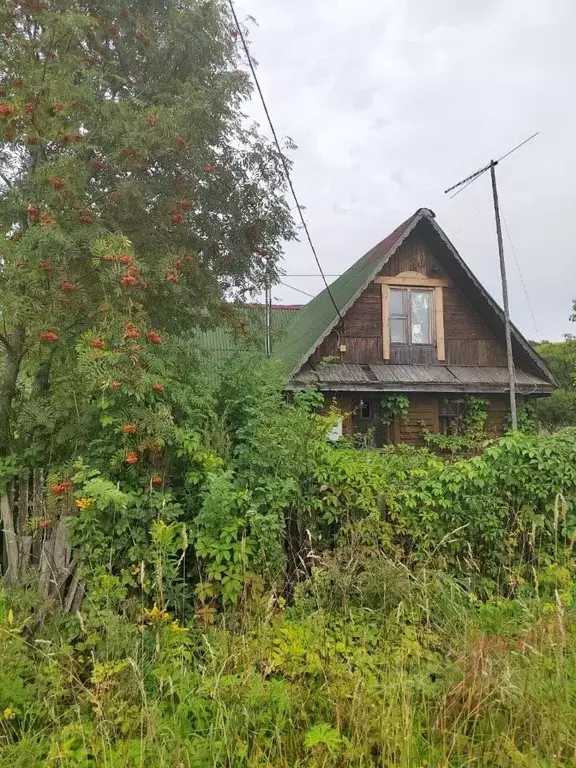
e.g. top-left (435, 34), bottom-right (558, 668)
top-left (272, 208), bottom-right (555, 445)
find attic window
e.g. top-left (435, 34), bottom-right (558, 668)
top-left (390, 288), bottom-right (433, 345)
top-left (376, 271), bottom-right (448, 361)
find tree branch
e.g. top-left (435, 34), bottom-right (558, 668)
top-left (0, 333), bottom-right (12, 353)
top-left (0, 170), bottom-right (13, 189)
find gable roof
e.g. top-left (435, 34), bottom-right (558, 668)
top-left (273, 208), bottom-right (554, 384)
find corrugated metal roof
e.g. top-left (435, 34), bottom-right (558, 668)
top-left (291, 364), bottom-right (553, 394)
top-left (196, 306), bottom-right (300, 360)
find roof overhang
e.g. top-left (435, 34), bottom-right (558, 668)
top-left (288, 363), bottom-right (554, 396)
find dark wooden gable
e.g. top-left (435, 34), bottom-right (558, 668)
top-left (309, 221), bottom-right (540, 376)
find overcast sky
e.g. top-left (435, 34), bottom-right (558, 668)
top-left (235, 0), bottom-right (575, 341)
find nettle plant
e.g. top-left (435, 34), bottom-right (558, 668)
top-left (0, 0), bottom-right (295, 464)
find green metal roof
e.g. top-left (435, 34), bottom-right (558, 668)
top-left (196, 305), bottom-right (301, 362)
top-left (273, 210), bottom-right (423, 376)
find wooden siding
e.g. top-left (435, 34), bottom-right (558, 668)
top-left (326, 392), bottom-right (512, 447)
top-left (395, 395), bottom-right (439, 446)
top-left (484, 394), bottom-right (510, 436)
top-left (311, 233), bottom-right (510, 368)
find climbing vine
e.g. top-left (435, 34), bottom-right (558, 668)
top-left (379, 395), bottom-right (410, 425)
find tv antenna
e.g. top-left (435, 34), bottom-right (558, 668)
top-left (444, 131), bottom-right (539, 431)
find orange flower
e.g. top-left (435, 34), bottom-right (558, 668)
top-left (153, 383), bottom-right (164, 392)
top-left (109, 381), bottom-right (122, 390)
top-left (146, 115), bottom-right (157, 125)
top-left (121, 424), bottom-right (137, 434)
top-left (40, 330), bottom-right (59, 343)
top-left (151, 474), bottom-right (163, 485)
top-left (59, 278), bottom-right (78, 292)
top-left (90, 338), bottom-right (105, 349)
top-left (79, 214), bottom-right (93, 224)
top-left (126, 451), bottom-right (139, 465)
top-left (50, 480), bottom-right (71, 494)
top-left (146, 331), bottom-right (162, 344)
top-left (167, 269), bottom-right (179, 283)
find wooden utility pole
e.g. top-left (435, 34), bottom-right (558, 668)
top-left (444, 132), bottom-right (538, 430)
top-left (489, 161), bottom-right (517, 429)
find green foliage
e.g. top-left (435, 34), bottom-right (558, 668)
top-left (379, 394), bottom-right (409, 424)
top-left (535, 338), bottom-right (576, 428)
top-left (4, 562), bottom-right (576, 766)
top-left (423, 395), bottom-right (489, 454)
top-left (535, 337), bottom-right (576, 388)
top-left (537, 388), bottom-right (576, 428)
top-left (0, 0), bottom-right (295, 458)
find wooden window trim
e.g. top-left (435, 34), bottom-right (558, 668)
top-left (379, 274), bottom-right (446, 361)
top-left (381, 283), bottom-right (390, 359)
top-left (435, 285), bottom-right (445, 361)
top-left (375, 275), bottom-right (449, 288)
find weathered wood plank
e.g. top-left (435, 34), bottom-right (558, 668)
top-left (381, 284), bottom-right (390, 360)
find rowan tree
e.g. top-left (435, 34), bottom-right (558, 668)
top-left (0, 0), bottom-right (295, 458)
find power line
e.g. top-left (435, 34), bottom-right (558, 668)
top-left (501, 210), bottom-right (538, 335)
top-left (284, 273), bottom-right (341, 277)
top-left (227, 0), bottom-right (343, 323)
top-left (279, 280), bottom-right (316, 298)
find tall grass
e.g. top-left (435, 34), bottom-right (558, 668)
top-left (1, 555), bottom-right (576, 767)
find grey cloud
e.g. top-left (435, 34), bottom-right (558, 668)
top-left (237, 0), bottom-right (576, 340)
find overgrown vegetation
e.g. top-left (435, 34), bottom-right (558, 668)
top-left (3, 351), bottom-right (576, 764)
top-left (2, 2), bottom-right (576, 766)
top-left (535, 337), bottom-right (576, 427)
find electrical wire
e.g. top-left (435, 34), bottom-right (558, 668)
top-left (285, 273), bottom-right (341, 277)
top-left (501, 210), bottom-right (538, 335)
top-left (279, 280), bottom-right (316, 298)
top-left (227, 0), bottom-right (343, 323)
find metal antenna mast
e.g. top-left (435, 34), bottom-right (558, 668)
top-left (444, 132), bottom-right (539, 430)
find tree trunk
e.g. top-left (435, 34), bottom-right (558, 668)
top-left (0, 491), bottom-right (19, 586)
top-left (1, 469), bottom-right (83, 613)
top-left (0, 324), bottom-right (25, 457)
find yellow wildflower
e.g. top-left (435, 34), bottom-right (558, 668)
top-left (74, 497), bottom-right (94, 511)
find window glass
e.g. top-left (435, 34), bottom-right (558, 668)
top-left (391, 317), bottom-right (407, 343)
top-left (390, 288), bottom-right (405, 316)
top-left (410, 290), bottom-right (432, 344)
